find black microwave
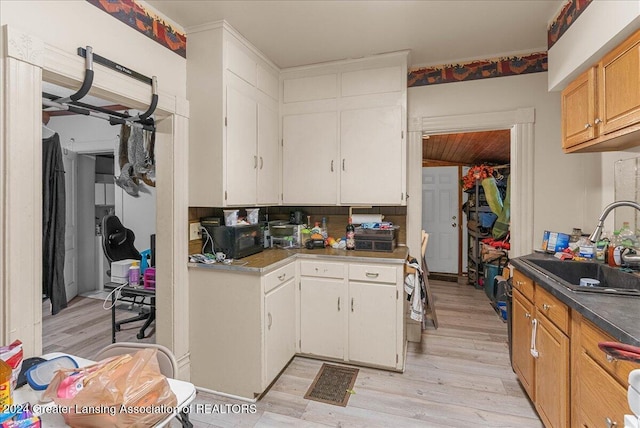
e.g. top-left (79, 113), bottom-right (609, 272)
top-left (202, 224), bottom-right (263, 259)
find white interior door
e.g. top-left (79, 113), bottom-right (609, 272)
top-left (62, 150), bottom-right (78, 301)
top-left (422, 166), bottom-right (459, 274)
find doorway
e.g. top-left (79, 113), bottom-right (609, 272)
top-left (41, 81), bottom-right (158, 351)
top-left (421, 130), bottom-right (511, 279)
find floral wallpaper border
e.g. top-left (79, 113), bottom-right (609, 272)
top-left (408, 52), bottom-right (547, 87)
top-left (548, 0), bottom-right (593, 49)
top-left (87, 0), bottom-right (186, 58)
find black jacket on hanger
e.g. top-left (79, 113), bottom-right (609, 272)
top-left (42, 133), bottom-right (67, 315)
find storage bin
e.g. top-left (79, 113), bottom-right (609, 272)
top-left (483, 263), bottom-right (501, 301)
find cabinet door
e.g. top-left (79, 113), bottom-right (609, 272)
top-left (226, 85), bottom-right (257, 206)
top-left (264, 278), bottom-right (296, 386)
top-left (340, 106), bottom-right (403, 204)
top-left (282, 112), bottom-right (338, 205)
top-left (561, 67), bottom-right (597, 150)
top-left (599, 30), bottom-right (640, 135)
top-left (534, 313), bottom-right (569, 428)
top-left (300, 277), bottom-right (345, 359)
top-left (348, 281), bottom-right (396, 367)
top-left (574, 350), bottom-right (630, 428)
top-left (511, 291), bottom-right (535, 399)
top-left (257, 103), bottom-right (279, 205)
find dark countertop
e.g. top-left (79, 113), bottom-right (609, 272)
top-left (188, 246), bottom-right (410, 274)
top-left (511, 252), bottom-right (640, 347)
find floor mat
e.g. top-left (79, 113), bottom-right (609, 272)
top-left (304, 363), bottom-right (359, 407)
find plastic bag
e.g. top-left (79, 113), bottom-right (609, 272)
top-left (43, 348), bottom-right (177, 428)
top-left (0, 340), bottom-right (23, 390)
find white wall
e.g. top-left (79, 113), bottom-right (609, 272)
top-left (409, 72), bottom-right (602, 249)
top-left (0, 1), bottom-right (187, 100)
top-left (1, 0), bottom-right (188, 368)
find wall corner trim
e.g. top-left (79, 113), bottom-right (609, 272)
top-left (3, 25), bottom-right (45, 67)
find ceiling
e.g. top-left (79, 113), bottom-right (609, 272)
top-left (146, 0), bottom-right (563, 69)
top-left (423, 130), bottom-right (511, 167)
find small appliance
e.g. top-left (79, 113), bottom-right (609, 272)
top-left (270, 223), bottom-right (304, 248)
top-left (201, 223), bottom-right (263, 259)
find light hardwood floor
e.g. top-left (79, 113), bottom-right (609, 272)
top-left (43, 280), bottom-right (542, 427)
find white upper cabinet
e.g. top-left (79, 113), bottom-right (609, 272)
top-left (257, 103), bottom-right (280, 205)
top-left (188, 22), bottom-right (280, 207)
top-left (282, 112), bottom-right (338, 205)
top-left (340, 105), bottom-right (403, 204)
top-left (280, 52), bottom-right (408, 205)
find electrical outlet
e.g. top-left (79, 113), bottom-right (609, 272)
top-left (189, 222), bottom-right (202, 241)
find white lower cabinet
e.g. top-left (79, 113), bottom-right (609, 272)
top-left (299, 259), bottom-right (404, 370)
top-left (264, 277), bottom-right (296, 385)
top-left (348, 281), bottom-right (397, 367)
top-left (300, 276), bottom-right (347, 359)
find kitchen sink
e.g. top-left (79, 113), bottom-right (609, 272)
top-left (524, 258), bottom-right (640, 296)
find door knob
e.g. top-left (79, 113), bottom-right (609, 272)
top-left (452, 223), bottom-right (457, 228)
top-left (452, 215), bottom-right (457, 220)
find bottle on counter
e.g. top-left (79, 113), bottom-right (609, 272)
top-left (608, 230), bottom-right (622, 267)
top-left (129, 261), bottom-right (140, 285)
top-left (595, 231), bottom-right (609, 263)
top-left (578, 236), bottom-right (595, 259)
top-left (346, 217), bottom-right (355, 250)
top-left (619, 221), bottom-right (637, 247)
top-left (321, 217), bottom-right (328, 239)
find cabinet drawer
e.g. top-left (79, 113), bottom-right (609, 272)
top-left (299, 260), bottom-right (345, 279)
top-left (348, 264), bottom-right (397, 284)
top-left (580, 318), bottom-right (637, 387)
top-left (264, 262), bottom-right (296, 294)
top-left (535, 286), bottom-right (569, 335)
top-left (512, 270), bottom-right (534, 302)
top-left (575, 350), bottom-right (630, 428)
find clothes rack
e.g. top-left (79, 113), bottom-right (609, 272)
top-left (42, 46), bottom-right (158, 131)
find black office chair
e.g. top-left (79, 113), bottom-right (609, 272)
top-left (102, 215), bottom-right (155, 340)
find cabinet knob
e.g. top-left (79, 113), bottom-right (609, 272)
top-left (606, 354), bottom-right (616, 363)
top-left (584, 123), bottom-right (592, 129)
top-left (542, 303), bottom-right (550, 311)
top-left (594, 118), bottom-right (602, 124)
top-left (278, 273), bottom-right (286, 281)
top-left (605, 417), bottom-right (617, 428)
top-left (351, 297), bottom-right (354, 312)
top-left (254, 155), bottom-right (258, 168)
top-left (260, 156), bottom-right (264, 169)
top-left (337, 297), bottom-right (341, 311)
top-left (525, 313), bottom-right (531, 319)
top-left (268, 312), bottom-right (272, 330)
top-left (331, 160), bottom-right (334, 172)
top-left (342, 159), bottom-right (346, 171)
top-left (365, 272), bottom-right (379, 278)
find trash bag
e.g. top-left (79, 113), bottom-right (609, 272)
top-left (43, 348), bottom-right (177, 428)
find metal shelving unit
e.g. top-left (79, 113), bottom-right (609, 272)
top-left (465, 180), bottom-right (493, 289)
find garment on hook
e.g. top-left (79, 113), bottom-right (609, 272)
top-left (114, 123), bottom-right (156, 196)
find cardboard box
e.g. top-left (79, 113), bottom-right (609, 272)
top-left (541, 231), bottom-right (570, 253)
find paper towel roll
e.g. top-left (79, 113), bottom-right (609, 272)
top-left (351, 214), bottom-right (384, 224)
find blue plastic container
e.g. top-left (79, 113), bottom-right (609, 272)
top-left (483, 263), bottom-right (501, 301)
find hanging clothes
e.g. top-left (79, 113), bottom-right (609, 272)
top-left (114, 123), bottom-right (156, 196)
top-left (42, 133), bottom-right (67, 315)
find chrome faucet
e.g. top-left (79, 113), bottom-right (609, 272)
top-left (589, 200), bottom-right (640, 243)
